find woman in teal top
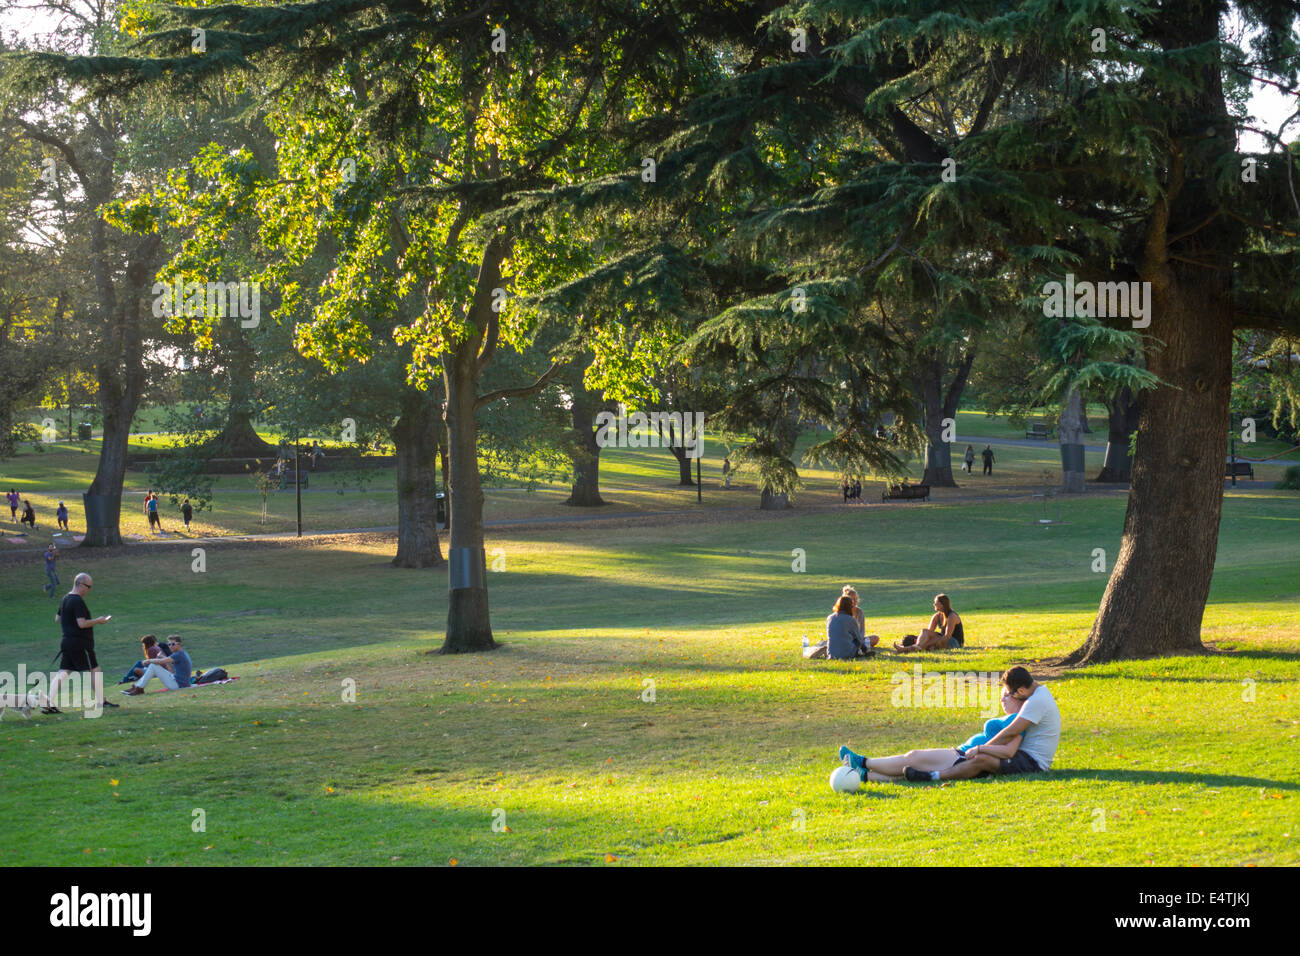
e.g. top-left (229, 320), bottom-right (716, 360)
top-left (955, 712), bottom-right (1019, 754)
top-left (839, 690), bottom-right (1024, 780)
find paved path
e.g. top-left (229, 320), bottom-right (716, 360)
top-left (962, 434), bottom-right (1300, 465)
top-left (0, 489), bottom-right (1140, 558)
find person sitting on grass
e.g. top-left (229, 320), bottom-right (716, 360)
top-left (839, 682), bottom-right (1024, 781)
top-left (117, 634), bottom-right (165, 684)
top-left (893, 593), bottom-right (963, 652)
top-left (840, 666), bottom-right (1060, 783)
top-left (825, 595), bottom-right (872, 660)
top-left (122, 635), bottom-right (192, 695)
top-left (841, 586), bottom-right (880, 649)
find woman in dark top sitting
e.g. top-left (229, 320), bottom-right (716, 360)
top-left (118, 634), bottom-right (164, 684)
top-left (826, 595), bottom-right (868, 659)
top-left (893, 593), bottom-right (964, 652)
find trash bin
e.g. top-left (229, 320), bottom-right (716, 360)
top-left (77, 423), bottom-right (93, 440)
top-left (435, 492), bottom-right (447, 528)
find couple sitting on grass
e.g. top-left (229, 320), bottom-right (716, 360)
top-left (839, 666), bottom-right (1061, 783)
top-left (819, 590), bottom-right (964, 660)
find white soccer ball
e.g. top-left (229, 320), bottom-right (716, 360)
top-left (829, 764), bottom-right (861, 794)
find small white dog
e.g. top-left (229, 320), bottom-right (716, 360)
top-left (0, 692), bottom-right (42, 720)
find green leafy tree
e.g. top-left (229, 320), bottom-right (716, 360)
top-left (623, 0), bottom-right (1300, 663)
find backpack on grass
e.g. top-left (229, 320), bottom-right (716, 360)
top-left (194, 667), bottom-right (228, 684)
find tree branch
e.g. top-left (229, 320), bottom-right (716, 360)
top-left (474, 361), bottom-right (563, 410)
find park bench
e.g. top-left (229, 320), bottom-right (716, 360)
top-left (1225, 461), bottom-right (1255, 480)
top-left (1025, 422), bottom-right (1055, 439)
top-left (278, 471), bottom-right (309, 489)
top-left (882, 482), bottom-right (930, 502)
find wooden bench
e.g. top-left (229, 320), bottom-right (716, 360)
top-left (1225, 461), bottom-right (1255, 480)
top-left (882, 483), bottom-right (930, 502)
top-left (1025, 423), bottom-right (1055, 439)
top-left (278, 472), bottom-right (309, 489)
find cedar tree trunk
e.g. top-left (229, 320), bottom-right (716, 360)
top-left (392, 389), bottom-right (446, 568)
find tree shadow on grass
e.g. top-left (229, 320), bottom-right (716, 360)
top-left (1204, 648), bottom-right (1300, 663)
top-left (983, 768), bottom-right (1299, 790)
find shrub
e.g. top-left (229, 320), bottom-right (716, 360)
top-left (1276, 465), bottom-right (1300, 490)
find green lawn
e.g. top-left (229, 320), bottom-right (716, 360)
top-left (1, 492), bottom-right (1296, 865)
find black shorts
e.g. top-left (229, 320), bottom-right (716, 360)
top-left (998, 749), bottom-right (1043, 775)
top-left (59, 641), bottom-right (98, 672)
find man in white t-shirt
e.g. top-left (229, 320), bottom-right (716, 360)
top-left (905, 666), bottom-right (1061, 782)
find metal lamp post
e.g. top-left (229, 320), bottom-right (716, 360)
top-left (295, 438), bottom-right (303, 537)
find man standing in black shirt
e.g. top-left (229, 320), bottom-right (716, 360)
top-left (47, 572), bottom-right (118, 714)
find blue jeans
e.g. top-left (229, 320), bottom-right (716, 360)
top-left (44, 567), bottom-right (59, 597)
top-left (118, 660), bottom-right (146, 684)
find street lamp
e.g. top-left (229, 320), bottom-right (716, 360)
top-left (295, 437), bottom-right (303, 536)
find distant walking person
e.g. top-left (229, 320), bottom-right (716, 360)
top-left (43, 542), bottom-right (60, 597)
top-left (181, 498), bottom-right (193, 532)
top-left (963, 445), bottom-right (975, 473)
top-left (20, 500), bottom-right (36, 529)
top-left (982, 445), bottom-right (995, 476)
top-left (722, 456), bottom-right (731, 489)
top-left (6, 488), bottom-right (19, 520)
top-left (47, 572), bottom-right (118, 713)
top-left (56, 500), bottom-right (69, 530)
top-left (146, 492), bottom-right (162, 532)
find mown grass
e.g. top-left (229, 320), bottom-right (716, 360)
top-left (7, 409), bottom-right (1291, 552)
top-left (0, 493), bottom-right (1296, 866)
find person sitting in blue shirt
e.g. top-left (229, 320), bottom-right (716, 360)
top-left (825, 595), bottom-right (871, 659)
top-left (122, 635), bottom-right (193, 695)
top-left (955, 712), bottom-right (1020, 754)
